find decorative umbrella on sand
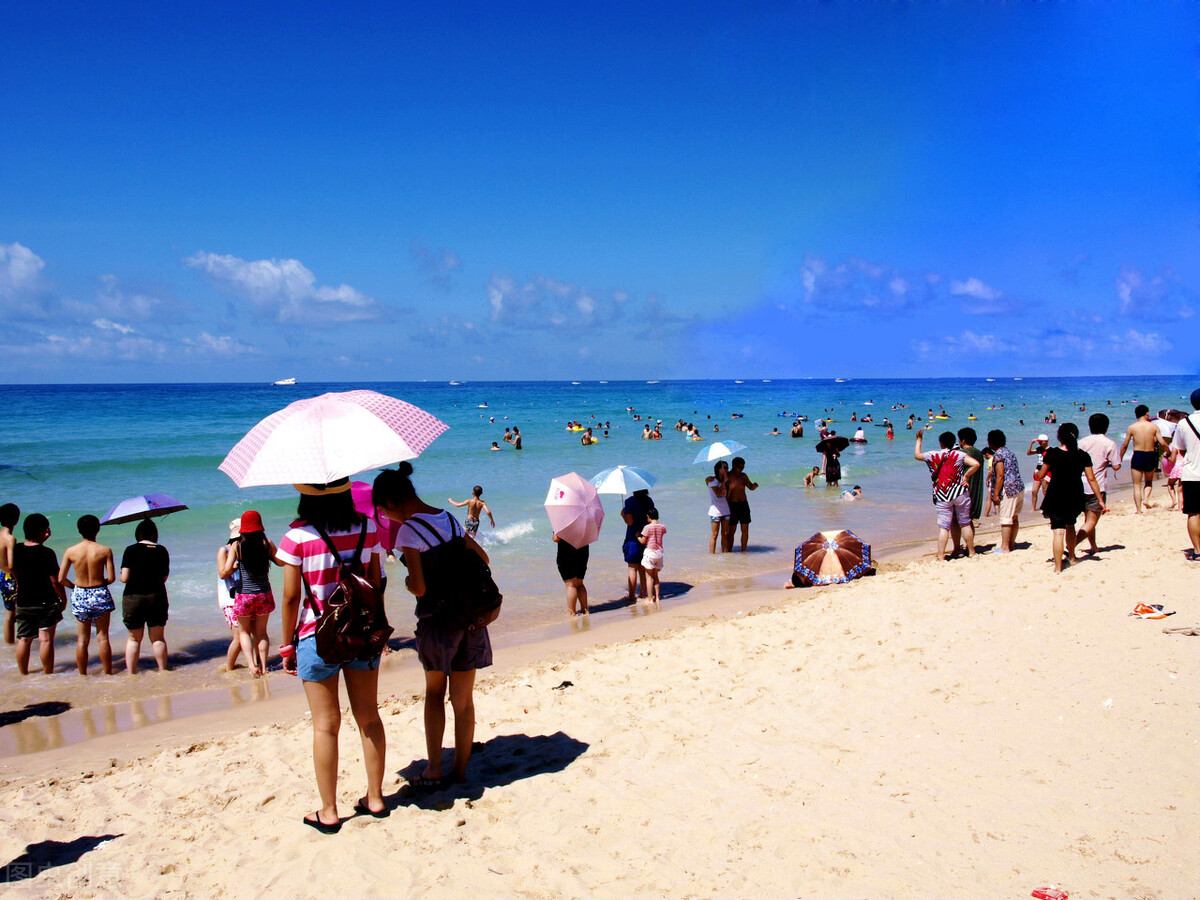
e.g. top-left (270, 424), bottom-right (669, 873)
top-left (544, 472), bottom-right (605, 547)
top-left (792, 530), bottom-right (873, 587)
top-left (693, 440), bottom-right (747, 465)
top-left (591, 465), bottom-right (657, 496)
top-left (815, 435), bottom-right (850, 456)
top-left (100, 493), bottom-right (189, 526)
top-left (219, 390), bottom-right (448, 487)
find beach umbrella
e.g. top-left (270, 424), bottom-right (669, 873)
top-left (219, 390), bottom-right (448, 488)
top-left (1158, 409), bottom-right (1189, 424)
top-left (350, 480), bottom-right (401, 552)
top-left (590, 465), bottom-right (657, 496)
top-left (693, 440), bottom-right (747, 464)
top-left (815, 435), bottom-right (850, 455)
top-left (792, 530), bottom-right (873, 587)
top-left (544, 472), bottom-right (605, 547)
top-left (100, 493), bottom-right (188, 526)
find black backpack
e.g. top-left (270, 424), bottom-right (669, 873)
top-left (406, 514), bottom-right (503, 632)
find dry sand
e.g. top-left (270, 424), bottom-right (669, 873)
top-left (0, 500), bottom-right (1195, 899)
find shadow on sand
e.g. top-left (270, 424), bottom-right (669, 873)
top-left (0, 834), bottom-right (122, 883)
top-left (0, 701), bottom-right (71, 728)
top-left (392, 731), bottom-right (589, 810)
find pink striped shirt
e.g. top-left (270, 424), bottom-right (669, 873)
top-left (276, 519), bottom-right (381, 640)
top-left (640, 522), bottom-right (666, 552)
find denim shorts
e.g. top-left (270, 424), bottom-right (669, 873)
top-left (296, 635), bottom-right (380, 682)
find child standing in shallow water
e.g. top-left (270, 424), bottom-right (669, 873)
top-left (638, 508), bottom-right (667, 604)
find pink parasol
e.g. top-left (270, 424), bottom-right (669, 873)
top-left (544, 472), bottom-right (605, 547)
top-left (351, 480), bottom-right (400, 552)
top-left (219, 390), bottom-right (448, 488)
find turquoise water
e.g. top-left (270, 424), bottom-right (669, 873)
top-left (0, 375), bottom-right (1191, 689)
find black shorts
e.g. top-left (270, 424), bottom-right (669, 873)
top-left (15, 605), bottom-right (62, 640)
top-left (415, 617), bottom-right (493, 675)
top-left (1130, 450), bottom-right (1158, 473)
top-left (1183, 482), bottom-right (1200, 515)
top-left (728, 499), bottom-right (752, 526)
top-left (556, 546), bottom-right (589, 582)
top-left (123, 592), bottom-right (169, 631)
top-left (1048, 513), bottom-right (1079, 531)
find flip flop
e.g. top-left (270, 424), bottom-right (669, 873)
top-left (304, 811), bottom-right (342, 834)
top-left (353, 798), bottom-right (390, 818)
top-left (410, 774), bottom-right (449, 791)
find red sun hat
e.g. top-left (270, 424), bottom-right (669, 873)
top-left (239, 510), bottom-right (264, 534)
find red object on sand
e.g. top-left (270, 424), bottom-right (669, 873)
top-left (1032, 889), bottom-right (1068, 900)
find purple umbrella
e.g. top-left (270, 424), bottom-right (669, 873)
top-left (100, 493), bottom-right (189, 526)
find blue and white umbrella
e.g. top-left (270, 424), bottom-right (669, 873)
top-left (692, 440), bottom-right (747, 464)
top-left (100, 493), bottom-right (189, 526)
top-left (590, 465), bottom-right (657, 496)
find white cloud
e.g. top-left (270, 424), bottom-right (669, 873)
top-left (181, 332), bottom-right (257, 356)
top-left (184, 251), bottom-right (379, 322)
top-left (1116, 329), bottom-right (1172, 353)
top-left (92, 318), bottom-right (137, 335)
top-left (486, 272), bottom-right (626, 332)
top-left (797, 256), bottom-right (931, 315)
top-left (95, 274), bottom-right (162, 318)
top-left (0, 242), bottom-right (44, 299)
top-left (950, 277), bottom-right (1002, 302)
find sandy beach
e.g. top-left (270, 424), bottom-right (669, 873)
top-left (0, 498), bottom-right (1195, 899)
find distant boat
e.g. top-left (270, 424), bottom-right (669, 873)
top-left (734, 380), bottom-right (744, 384)
top-left (272, 377), bottom-right (296, 386)
top-left (762, 379), bottom-right (771, 383)
top-left (646, 380), bottom-right (659, 384)
top-left (1014, 377), bottom-right (1023, 381)
top-left (449, 381), bottom-right (461, 386)
top-left (986, 378), bottom-right (995, 382)
top-left (834, 378), bottom-right (846, 383)
top-left (571, 381), bottom-right (581, 385)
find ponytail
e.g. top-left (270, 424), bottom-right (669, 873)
top-left (372, 461), bottom-right (417, 509)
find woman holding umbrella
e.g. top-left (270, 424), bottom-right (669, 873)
top-left (817, 433), bottom-right (849, 488)
top-left (705, 460), bottom-right (731, 554)
top-left (119, 519), bottom-right (170, 674)
top-left (276, 479), bottom-right (387, 832)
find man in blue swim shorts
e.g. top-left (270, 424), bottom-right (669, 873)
top-left (58, 514), bottom-right (117, 675)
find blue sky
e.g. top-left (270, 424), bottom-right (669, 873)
top-left (1, 1), bottom-right (1196, 382)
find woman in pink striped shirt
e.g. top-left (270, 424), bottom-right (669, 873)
top-left (277, 478), bottom-right (386, 833)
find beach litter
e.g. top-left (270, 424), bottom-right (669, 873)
top-left (1129, 603), bottom-right (1175, 619)
top-left (1031, 889), bottom-right (1068, 900)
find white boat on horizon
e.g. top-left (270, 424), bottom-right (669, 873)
top-left (272, 377), bottom-right (296, 386)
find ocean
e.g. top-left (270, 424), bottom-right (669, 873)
top-left (0, 375), bottom-right (1191, 731)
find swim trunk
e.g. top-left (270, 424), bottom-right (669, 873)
top-left (15, 605), bottom-right (62, 640)
top-left (1084, 491), bottom-right (1106, 515)
top-left (641, 548), bottom-right (664, 571)
top-left (935, 494), bottom-right (972, 530)
top-left (1182, 481), bottom-right (1200, 516)
top-left (728, 500), bottom-right (751, 526)
top-left (999, 493), bottom-right (1024, 525)
top-left (233, 591), bottom-right (276, 618)
top-left (122, 592), bottom-right (169, 631)
top-left (414, 617), bottom-right (492, 675)
top-left (296, 635), bottom-right (380, 682)
top-left (72, 585), bottom-right (115, 622)
top-left (0, 571), bottom-right (15, 612)
top-left (465, 518), bottom-right (480, 535)
top-left (1131, 450), bottom-right (1158, 473)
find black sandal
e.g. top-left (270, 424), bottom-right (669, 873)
top-left (304, 811), bottom-right (342, 834)
top-left (353, 798), bottom-right (390, 818)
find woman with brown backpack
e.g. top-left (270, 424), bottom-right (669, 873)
top-left (276, 478), bottom-right (388, 833)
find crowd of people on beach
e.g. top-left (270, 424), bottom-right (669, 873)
top-left (4, 388), bottom-right (1200, 833)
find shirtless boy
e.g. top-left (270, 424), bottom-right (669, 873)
top-left (448, 486), bottom-right (495, 536)
top-left (0, 503), bottom-right (18, 644)
top-left (803, 466), bottom-right (820, 487)
top-left (58, 514), bottom-right (117, 675)
top-left (1120, 405), bottom-right (1169, 513)
top-left (725, 456), bottom-right (759, 552)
